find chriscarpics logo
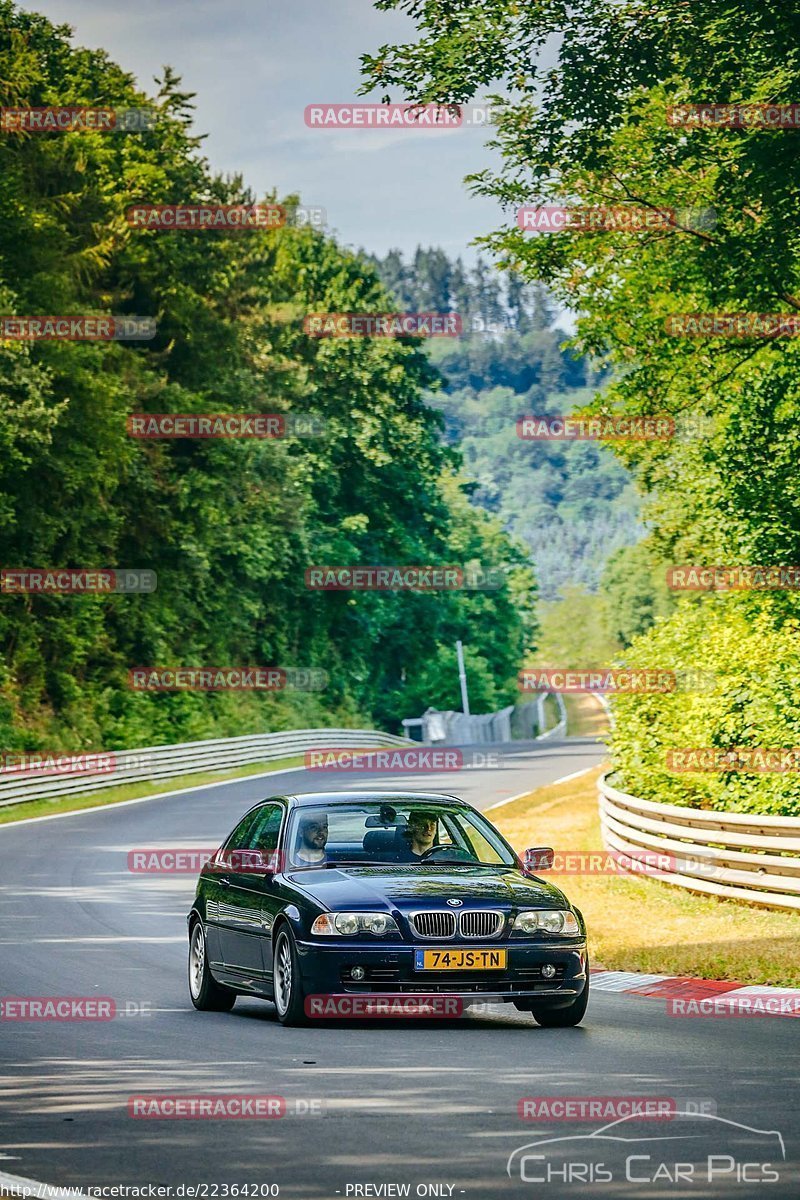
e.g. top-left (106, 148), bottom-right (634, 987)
top-left (507, 1111), bottom-right (785, 1187)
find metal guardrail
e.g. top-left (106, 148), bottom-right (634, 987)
top-left (536, 692), bottom-right (567, 740)
top-left (598, 772), bottom-right (800, 912)
top-left (0, 728), bottom-right (411, 809)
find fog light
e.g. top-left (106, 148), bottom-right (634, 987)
top-left (541, 963), bottom-right (556, 979)
top-left (351, 966), bottom-right (366, 981)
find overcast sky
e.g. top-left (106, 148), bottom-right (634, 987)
top-left (20, 0), bottom-right (508, 264)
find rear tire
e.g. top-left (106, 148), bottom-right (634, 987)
top-left (530, 978), bottom-right (589, 1027)
top-left (188, 919), bottom-right (236, 1012)
top-left (273, 927), bottom-right (308, 1026)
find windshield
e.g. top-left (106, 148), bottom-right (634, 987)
top-left (285, 800), bottom-right (516, 870)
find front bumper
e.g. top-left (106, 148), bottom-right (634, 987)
top-left (294, 938), bottom-right (588, 1002)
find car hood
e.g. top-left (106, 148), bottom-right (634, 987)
top-left (284, 865), bottom-right (569, 910)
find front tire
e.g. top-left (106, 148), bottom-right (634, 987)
top-left (273, 927), bottom-right (308, 1026)
top-left (530, 978), bottom-right (589, 1027)
top-left (188, 919), bottom-right (236, 1012)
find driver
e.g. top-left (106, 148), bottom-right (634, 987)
top-left (397, 810), bottom-right (438, 861)
top-left (294, 811), bottom-right (328, 866)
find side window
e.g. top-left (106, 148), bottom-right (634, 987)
top-left (223, 811), bottom-right (260, 852)
top-left (245, 804), bottom-right (283, 853)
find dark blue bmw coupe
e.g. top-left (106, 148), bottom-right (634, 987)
top-left (187, 790), bottom-right (589, 1026)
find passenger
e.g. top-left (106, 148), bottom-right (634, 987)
top-left (294, 812), bottom-right (328, 866)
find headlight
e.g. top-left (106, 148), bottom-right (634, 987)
top-left (512, 910), bottom-right (580, 935)
top-left (311, 912), bottom-right (399, 937)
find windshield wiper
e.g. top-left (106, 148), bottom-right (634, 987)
top-left (322, 859), bottom-right (392, 868)
top-left (420, 860), bottom-right (503, 867)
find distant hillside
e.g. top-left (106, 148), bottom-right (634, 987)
top-left (367, 248), bottom-right (642, 600)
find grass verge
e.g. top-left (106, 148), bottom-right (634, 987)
top-left (0, 756), bottom-right (307, 826)
top-left (493, 765), bottom-right (800, 987)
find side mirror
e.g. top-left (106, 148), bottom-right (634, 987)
top-left (214, 849), bottom-right (280, 875)
top-left (523, 846), bottom-right (554, 874)
top-left (262, 851), bottom-right (280, 877)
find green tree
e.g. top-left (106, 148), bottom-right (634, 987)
top-left (361, 1), bottom-right (800, 811)
top-left (600, 542), bottom-right (676, 648)
top-left (0, 0), bottom-right (535, 750)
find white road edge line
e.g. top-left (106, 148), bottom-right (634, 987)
top-left (549, 765), bottom-right (597, 786)
top-left (0, 763), bottom-right (307, 831)
top-left (484, 764), bottom-right (597, 810)
top-left (0, 1168), bottom-right (91, 1199)
top-left (485, 789), bottom-right (538, 811)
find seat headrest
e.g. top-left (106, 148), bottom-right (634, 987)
top-left (363, 827), bottom-right (403, 853)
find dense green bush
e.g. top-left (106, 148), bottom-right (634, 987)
top-left (0, 3), bottom-right (536, 752)
top-left (609, 594), bottom-right (800, 816)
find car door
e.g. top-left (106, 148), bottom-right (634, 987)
top-left (216, 803), bottom-right (284, 979)
top-left (204, 809), bottom-right (261, 966)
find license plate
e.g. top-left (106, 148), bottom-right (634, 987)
top-left (414, 947), bottom-right (507, 971)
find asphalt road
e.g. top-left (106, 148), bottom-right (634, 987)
top-left (1, 734), bottom-right (798, 1199)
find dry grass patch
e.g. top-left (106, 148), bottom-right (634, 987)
top-left (493, 765), bottom-right (800, 987)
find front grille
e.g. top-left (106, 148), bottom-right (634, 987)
top-left (409, 911), bottom-right (456, 939)
top-left (459, 910), bottom-right (504, 939)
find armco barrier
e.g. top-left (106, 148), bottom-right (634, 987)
top-left (598, 772), bottom-right (800, 911)
top-left (0, 728), bottom-right (410, 809)
top-left (536, 692), bottom-right (567, 741)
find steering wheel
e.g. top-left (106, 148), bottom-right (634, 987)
top-left (419, 844), bottom-right (476, 863)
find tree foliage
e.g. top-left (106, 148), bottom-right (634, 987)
top-left (0, 2), bottom-right (536, 750)
top-left (362, 0), bottom-right (800, 811)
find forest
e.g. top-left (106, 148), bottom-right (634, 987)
top-left (0, 1), bottom-right (536, 752)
